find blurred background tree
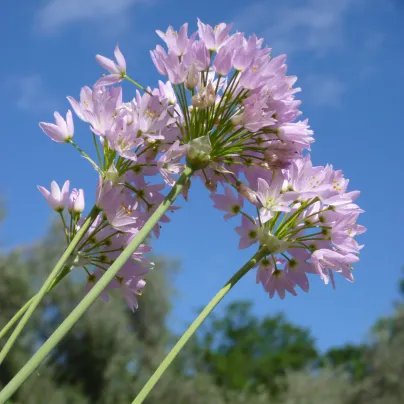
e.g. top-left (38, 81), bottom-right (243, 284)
top-left (191, 301), bottom-right (318, 398)
top-left (1, 216), bottom-right (403, 403)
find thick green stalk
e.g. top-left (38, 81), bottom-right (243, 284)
top-left (0, 207), bottom-right (100, 366)
top-left (131, 247), bottom-right (268, 404)
top-left (0, 167), bottom-right (194, 403)
top-left (0, 297), bottom-right (35, 342)
top-left (0, 265), bottom-right (76, 343)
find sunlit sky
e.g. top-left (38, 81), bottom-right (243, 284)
top-left (1, 0), bottom-right (403, 352)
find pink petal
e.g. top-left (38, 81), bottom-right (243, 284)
top-left (37, 185), bottom-right (50, 199)
top-left (66, 110), bottom-right (74, 136)
top-left (96, 54), bottom-right (119, 74)
top-left (61, 180), bottom-right (70, 205)
top-left (53, 111), bottom-right (66, 130)
top-left (39, 122), bottom-right (66, 143)
top-left (94, 74), bottom-right (122, 87)
top-left (67, 96), bottom-right (85, 121)
top-left (114, 45), bottom-right (126, 71)
top-left (50, 181), bottom-right (61, 200)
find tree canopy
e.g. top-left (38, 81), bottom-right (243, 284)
top-left (1, 223), bottom-right (403, 403)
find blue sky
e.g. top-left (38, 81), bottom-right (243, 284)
top-left (1, 0), bottom-right (403, 352)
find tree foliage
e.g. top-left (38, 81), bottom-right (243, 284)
top-left (1, 222), bottom-right (404, 403)
top-left (192, 301), bottom-right (318, 398)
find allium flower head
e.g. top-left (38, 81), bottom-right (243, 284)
top-left (145, 18), bottom-right (315, 187)
top-left (36, 18), bottom-right (365, 311)
top-left (90, 19), bottom-right (315, 193)
top-left (212, 157), bottom-right (365, 299)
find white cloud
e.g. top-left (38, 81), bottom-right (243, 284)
top-left (233, 0), bottom-right (355, 56)
top-left (303, 75), bottom-right (346, 107)
top-left (6, 74), bottom-right (55, 114)
top-left (34, 0), bottom-right (150, 35)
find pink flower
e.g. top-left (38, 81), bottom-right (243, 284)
top-left (256, 173), bottom-right (298, 222)
top-left (256, 257), bottom-right (297, 299)
top-left (158, 80), bottom-right (177, 105)
top-left (96, 176), bottom-right (123, 211)
top-left (197, 19), bottom-right (233, 51)
top-left (265, 270), bottom-right (297, 299)
top-left (277, 120), bottom-right (314, 150)
top-left (38, 180), bottom-right (70, 212)
top-left (235, 215), bottom-right (259, 249)
top-left (157, 140), bottom-right (186, 186)
top-left (156, 23), bottom-right (195, 57)
top-left (95, 45), bottom-right (126, 86)
top-left (212, 47), bottom-right (233, 75)
top-left (39, 110), bottom-right (74, 143)
top-left (151, 43), bottom-right (190, 84)
top-left (105, 202), bottom-right (139, 233)
top-left (115, 260), bottom-right (148, 311)
top-left (210, 186), bottom-right (244, 221)
top-left (68, 188), bottom-right (85, 215)
top-left (311, 249), bottom-right (359, 288)
top-left (285, 249), bottom-right (315, 293)
top-left (67, 86), bottom-right (93, 121)
top-left (120, 277), bottom-right (146, 311)
top-left (68, 86), bottom-right (122, 136)
top-left (232, 34), bottom-right (262, 72)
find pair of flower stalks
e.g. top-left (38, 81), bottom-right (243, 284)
top-left (0, 19), bottom-right (365, 404)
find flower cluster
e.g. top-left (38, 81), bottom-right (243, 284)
top-left (37, 19), bottom-right (364, 308)
top-left (149, 19), bottom-right (313, 177)
top-left (211, 155), bottom-right (365, 299)
top-left (37, 174), bottom-right (165, 311)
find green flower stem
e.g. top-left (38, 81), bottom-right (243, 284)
top-left (0, 167), bottom-right (194, 404)
top-left (131, 247), bottom-right (268, 404)
top-left (0, 206), bottom-right (100, 368)
top-left (124, 75), bottom-right (151, 94)
top-left (0, 262), bottom-right (76, 343)
top-left (92, 133), bottom-right (103, 169)
top-left (58, 212), bottom-right (69, 244)
top-left (0, 297), bottom-right (35, 342)
top-left (69, 139), bottom-right (102, 174)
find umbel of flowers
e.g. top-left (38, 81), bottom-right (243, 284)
top-left (0, 19), bottom-right (365, 404)
top-left (36, 19), bottom-right (321, 308)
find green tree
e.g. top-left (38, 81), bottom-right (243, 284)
top-left (192, 301), bottom-right (318, 398)
top-left (7, 216), bottom-right (404, 404)
top-left (0, 221), bottom-right (176, 403)
top-left (0, 221), bottom-right (275, 404)
top-left (321, 343), bottom-right (368, 381)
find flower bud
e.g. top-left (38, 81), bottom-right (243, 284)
top-left (145, 146), bottom-right (158, 161)
top-left (231, 112), bottom-right (244, 127)
top-left (105, 164), bottom-right (120, 185)
top-left (264, 150), bottom-right (290, 169)
top-left (68, 188), bottom-right (85, 215)
top-left (236, 182), bottom-right (258, 205)
top-left (191, 82), bottom-right (216, 109)
top-left (186, 135), bottom-right (212, 170)
top-left (258, 230), bottom-right (289, 254)
top-left (185, 64), bottom-right (199, 90)
top-left (205, 180), bottom-right (217, 192)
top-left (205, 82), bottom-right (216, 107)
